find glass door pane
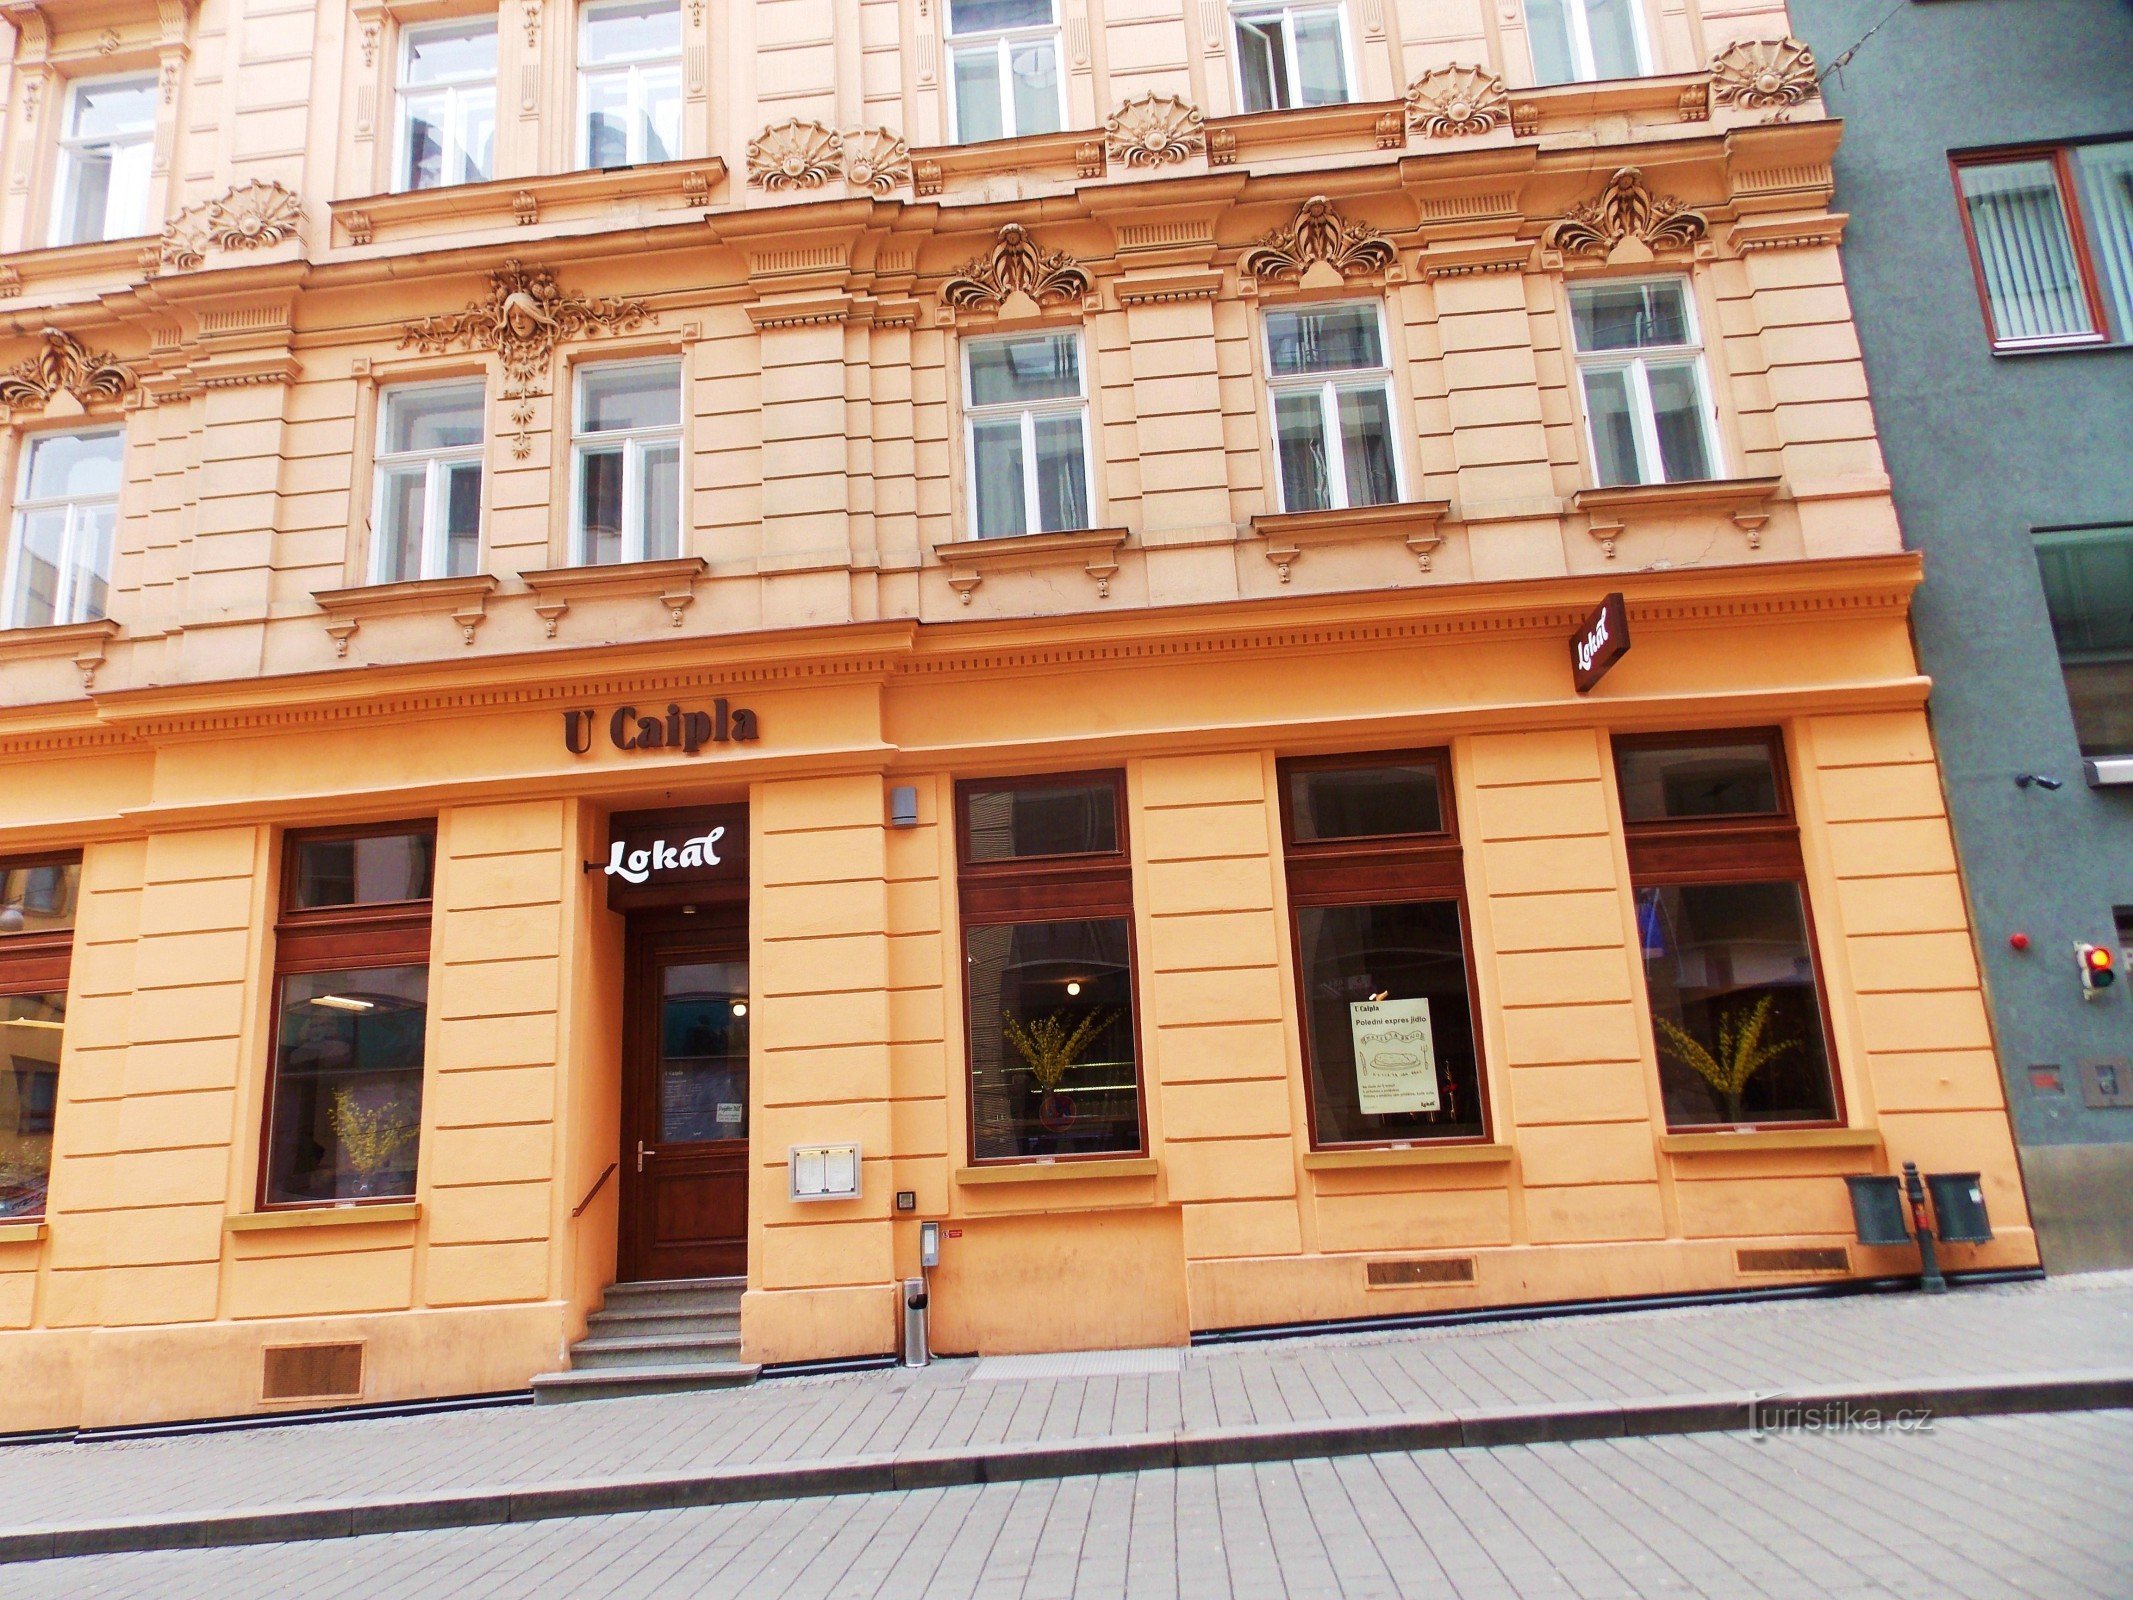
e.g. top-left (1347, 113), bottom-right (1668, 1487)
top-left (659, 960), bottom-right (749, 1143)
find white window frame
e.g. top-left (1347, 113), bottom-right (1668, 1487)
top-left (1229, 2), bottom-right (1357, 113)
top-left (1568, 276), bottom-right (1723, 489)
top-left (371, 382), bottom-right (486, 584)
top-left (960, 330), bottom-right (1094, 540)
top-left (577, 0), bottom-right (683, 169)
top-left (1527, 0), bottom-right (1652, 86)
top-left (1264, 299), bottom-right (1405, 513)
top-left (393, 18), bottom-right (498, 194)
top-left (50, 74), bottom-right (157, 247)
top-left (2, 427), bottom-right (123, 631)
top-left (570, 358), bottom-right (683, 565)
top-left (943, 0), bottom-right (1066, 144)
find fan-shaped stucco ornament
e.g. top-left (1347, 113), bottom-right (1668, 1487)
top-left (159, 179), bottom-right (304, 270)
top-left (940, 224), bottom-right (1091, 315)
top-left (1710, 37), bottom-right (1819, 110)
top-left (1404, 65), bottom-right (1511, 138)
top-left (1241, 196), bottom-right (1397, 288)
top-left (746, 119), bottom-right (843, 190)
top-left (1103, 93), bottom-right (1206, 168)
top-left (1545, 168), bottom-right (1708, 263)
top-left (0, 328), bottom-right (136, 409)
top-left (842, 127), bottom-right (912, 193)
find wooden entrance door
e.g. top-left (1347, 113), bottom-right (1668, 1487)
top-left (619, 922), bottom-right (750, 1281)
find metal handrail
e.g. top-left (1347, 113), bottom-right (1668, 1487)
top-left (570, 1161), bottom-right (619, 1219)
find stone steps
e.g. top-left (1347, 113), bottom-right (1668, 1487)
top-left (532, 1275), bottom-right (759, 1404)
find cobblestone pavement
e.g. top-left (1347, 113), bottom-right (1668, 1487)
top-left (4, 1273), bottom-right (2130, 1533)
top-left (14, 1408), bottom-right (2128, 1599)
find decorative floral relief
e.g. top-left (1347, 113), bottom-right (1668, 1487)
top-left (1103, 93), bottom-right (1206, 168)
top-left (1241, 195), bottom-right (1396, 287)
top-left (940, 224), bottom-right (1091, 313)
top-left (159, 179), bottom-right (304, 271)
top-left (1545, 167), bottom-right (1708, 262)
top-left (746, 119), bottom-right (843, 191)
top-left (1404, 65), bottom-right (1509, 138)
top-left (0, 328), bottom-right (136, 409)
top-left (842, 127), bottom-right (911, 193)
top-left (1710, 37), bottom-right (1819, 109)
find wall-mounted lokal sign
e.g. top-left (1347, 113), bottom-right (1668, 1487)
top-left (563, 700), bottom-right (760, 756)
top-left (1570, 592), bottom-right (1630, 694)
top-left (600, 804), bottom-right (749, 912)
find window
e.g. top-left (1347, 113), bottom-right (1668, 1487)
top-left (264, 827), bottom-right (435, 1208)
top-left (1524, 0), bottom-right (1648, 86)
top-left (1279, 754), bottom-right (1489, 1147)
top-left (396, 18), bottom-right (496, 192)
top-left (2034, 523), bottom-right (2133, 758)
top-left (571, 360), bottom-right (681, 565)
top-left (3, 429), bottom-right (121, 632)
top-left (1569, 279), bottom-right (1718, 488)
top-left (963, 331), bottom-right (1091, 539)
top-left (957, 773), bottom-right (1143, 1164)
top-left (0, 856), bottom-right (79, 1222)
top-left (1266, 301), bottom-right (1401, 513)
top-left (1954, 140), bottom-right (2133, 349)
top-left (945, 0), bottom-right (1063, 144)
top-left (51, 76), bottom-right (156, 246)
top-left (580, 0), bottom-right (682, 168)
top-left (372, 383), bottom-right (485, 584)
top-left (1614, 732), bottom-right (1841, 1130)
top-left (1232, 3), bottom-right (1351, 113)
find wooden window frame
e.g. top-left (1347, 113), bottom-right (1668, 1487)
top-left (1277, 750), bottom-right (1494, 1151)
top-left (1613, 728), bottom-right (1846, 1131)
top-left (0, 851), bottom-right (82, 1224)
top-left (1949, 142), bottom-right (2122, 353)
top-left (953, 769), bottom-right (1148, 1166)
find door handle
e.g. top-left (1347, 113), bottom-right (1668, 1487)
top-left (636, 1140), bottom-right (653, 1173)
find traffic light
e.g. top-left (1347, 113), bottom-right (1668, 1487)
top-left (2077, 942), bottom-right (2116, 998)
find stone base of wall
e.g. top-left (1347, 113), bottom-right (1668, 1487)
top-left (2020, 1144), bottom-right (2133, 1273)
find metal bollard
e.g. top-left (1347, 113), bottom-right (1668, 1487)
top-left (902, 1276), bottom-right (930, 1367)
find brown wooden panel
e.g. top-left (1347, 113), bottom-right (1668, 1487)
top-left (262, 1341), bottom-right (364, 1400)
top-left (1366, 1257), bottom-right (1478, 1287)
top-left (1736, 1246), bottom-right (1850, 1275)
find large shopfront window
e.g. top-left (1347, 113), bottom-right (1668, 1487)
top-left (1615, 733), bottom-right (1841, 1129)
top-left (0, 857), bottom-right (79, 1222)
top-left (263, 826), bottom-right (435, 1208)
top-left (1279, 754), bottom-right (1489, 1146)
top-left (958, 772), bottom-right (1144, 1163)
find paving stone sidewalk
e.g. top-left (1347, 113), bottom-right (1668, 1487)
top-left (3, 1273), bottom-right (2128, 1537)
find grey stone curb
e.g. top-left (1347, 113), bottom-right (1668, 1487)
top-left (2, 1368), bottom-right (2127, 1566)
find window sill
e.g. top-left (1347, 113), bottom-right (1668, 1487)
top-left (1573, 476), bottom-right (1783, 561)
top-left (955, 1157), bottom-right (1157, 1186)
top-left (520, 557), bottom-right (708, 637)
top-left (1250, 500), bottom-right (1453, 582)
top-left (0, 616), bottom-right (120, 692)
top-left (0, 233), bottom-right (157, 300)
top-left (1303, 1142), bottom-right (1513, 1171)
top-left (932, 527), bottom-right (1129, 605)
top-left (329, 157), bottom-right (728, 250)
top-left (1659, 1128), bottom-right (1880, 1156)
top-left (0, 1220), bottom-right (48, 1245)
top-left (2084, 756), bottom-right (2133, 787)
top-left (226, 1202), bottom-right (422, 1232)
top-left (911, 128), bottom-right (1104, 206)
top-left (311, 574), bottom-right (499, 658)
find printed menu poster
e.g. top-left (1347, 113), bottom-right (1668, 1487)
top-left (1348, 998), bottom-right (1440, 1115)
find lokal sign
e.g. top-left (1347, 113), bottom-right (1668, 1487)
top-left (1570, 592), bottom-right (1630, 693)
top-left (564, 700), bottom-right (759, 757)
top-left (601, 804), bottom-right (749, 912)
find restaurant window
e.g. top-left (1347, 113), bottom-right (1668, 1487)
top-left (1615, 732), bottom-right (1841, 1129)
top-left (945, 0), bottom-right (1064, 144)
top-left (1953, 140), bottom-right (2133, 349)
top-left (0, 856), bottom-right (80, 1222)
top-left (395, 17), bottom-right (497, 192)
top-left (957, 772), bottom-right (1143, 1164)
top-left (1266, 301), bottom-right (1401, 513)
top-left (1524, 0), bottom-right (1648, 86)
top-left (571, 359), bottom-right (681, 565)
top-left (580, 0), bottom-right (682, 168)
top-left (3, 429), bottom-right (122, 632)
top-left (1569, 278), bottom-right (1719, 488)
top-left (963, 330), bottom-right (1091, 539)
top-left (51, 75), bottom-right (157, 246)
top-left (372, 382), bottom-right (485, 584)
top-left (1232, 3), bottom-right (1352, 113)
top-left (1279, 754), bottom-right (1489, 1147)
top-left (263, 826), bottom-right (435, 1207)
top-left (2033, 523), bottom-right (2133, 758)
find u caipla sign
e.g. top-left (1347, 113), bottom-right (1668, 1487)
top-left (1571, 592), bottom-right (1630, 693)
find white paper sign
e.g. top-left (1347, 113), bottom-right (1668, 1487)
top-left (1348, 998), bottom-right (1440, 1115)
top-left (716, 1102), bottom-right (744, 1125)
top-left (789, 1142), bottom-right (863, 1201)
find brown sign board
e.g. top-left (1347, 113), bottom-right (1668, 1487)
top-left (1571, 592), bottom-right (1630, 693)
top-left (601, 804), bottom-right (749, 913)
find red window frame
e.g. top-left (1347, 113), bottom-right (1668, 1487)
top-left (0, 852), bottom-right (82, 1224)
top-left (1949, 142), bottom-right (2123, 352)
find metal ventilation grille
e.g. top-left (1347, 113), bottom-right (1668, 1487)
top-left (1736, 1247), bottom-right (1849, 1276)
top-left (262, 1341), bottom-right (364, 1401)
top-left (1365, 1257), bottom-right (1478, 1288)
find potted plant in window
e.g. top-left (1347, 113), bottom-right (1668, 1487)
top-left (1654, 993), bottom-right (1798, 1124)
top-left (1002, 1007), bottom-right (1111, 1134)
top-left (328, 1087), bottom-right (418, 1200)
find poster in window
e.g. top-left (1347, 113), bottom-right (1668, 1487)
top-left (1348, 998), bottom-right (1440, 1115)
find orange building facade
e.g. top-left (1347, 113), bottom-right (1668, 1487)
top-left (0, 0), bottom-right (2036, 1432)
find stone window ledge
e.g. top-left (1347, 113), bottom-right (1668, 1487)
top-left (932, 527), bottom-right (1129, 604)
top-left (312, 574), bottom-right (499, 657)
top-left (1572, 476), bottom-right (1783, 560)
top-left (0, 616), bottom-right (121, 691)
top-left (914, 129), bottom-right (1105, 198)
top-left (954, 1156), bottom-right (1158, 1186)
top-left (1302, 1142), bottom-right (1513, 1172)
top-left (1250, 499), bottom-right (1452, 583)
top-left (0, 1220), bottom-right (48, 1245)
top-left (1659, 1127), bottom-right (1880, 1156)
top-left (520, 556), bottom-right (709, 637)
top-left (330, 157), bottom-right (727, 250)
top-left (0, 235), bottom-right (157, 302)
top-left (2083, 756), bottom-right (2133, 787)
top-left (226, 1202), bottom-right (422, 1232)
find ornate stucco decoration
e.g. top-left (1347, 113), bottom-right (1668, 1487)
top-left (842, 127), bottom-right (911, 193)
top-left (1545, 167), bottom-right (1708, 264)
top-left (1241, 196), bottom-right (1396, 289)
top-left (158, 179), bottom-right (304, 271)
top-left (400, 259), bottom-right (649, 458)
top-left (940, 224), bottom-right (1091, 317)
top-left (1103, 93), bottom-right (1205, 168)
top-left (0, 328), bottom-right (137, 410)
top-left (746, 119), bottom-right (843, 190)
top-left (1404, 65), bottom-right (1509, 138)
top-left (1710, 37), bottom-right (1819, 110)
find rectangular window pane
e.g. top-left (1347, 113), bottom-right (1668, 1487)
top-left (1274, 389), bottom-right (1332, 512)
top-left (584, 0), bottom-right (680, 60)
top-left (1525, 0), bottom-right (1576, 85)
top-left (950, 45), bottom-right (1006, 143)
top-left (1, 861), bottom-right (80, 934)
top-left (7, 507), bottom-right (66, 628)
top-left (1571, 282), bottom-right (1692, 352)
top-left (1287, 760), bottom-right (1444, 842)
top-left (1292, 9), bottom-right (1348, 105)
top-left (1580, 367), bottom-right (1642, 486)
top-left (1298, 901), bottom-right (1485, 1144)
top-left (442, 461), bottom-right (483, 577)
top-left (970, 417), bottom-right (1028, 538)
top-left (1008, 38), bottom-right (1061, 135)
top-left (0, 991), bottom-right (64, 1219)
top-left (966, 917), bottom-right (1140, 1161)
top-left (1235, 16), bottom-right (1285, 112)
top-left (1266, 303), bottom-right (1384, 375)
top-left (59, 148), bottom-right (116, 245)
top-left (24, 430), bottom-right (123, 502)
top-left (642, 64), bottom-right (682, 162)
top-left (68, 79), bottom-right (156, 139)
top-left (641, 439), bottom-right (681, 560)
top-left (1959, 160), bottom-right (2095, 343)
top-left (265, 965), bottom-right (428, 1204)
top-left (659, 960), bottom-right (748, 1142)
top-left (1336, 384), bottom-right (1398, 508)
top-left (2073, 141), bottom-right (2133, 338)
top-left (1617, 739), bottom-right (1782, 822)
top-left (578, 446), bottom-right (625, 563)
top-left (968, 333), bottom-right (1080, 406)
top-left (375, 464), bottom-right (427, 584)
top-left (963, 776), bottom-right (1118, 860)
top-left (1584, 0), bottom-right (1643, 79)
top-left (584, 79), bottom-right (630, 167)
top-left (579, 364), bottom-right (680, 432)
top-left (291, 831), bottom-right (436, 909)
top-left (949, 0), bottom-right (1053, 31)
top-left (460, 88), bottom-right (497, 183)
top-left (2035, 524), bottom-right (2133, 756)
top-left (1637, 882), bottom-right (1836, 1128)
top-left (1644, 361), bottom-right (1712, 483)
top-left (405, 21), bottom-right (496, 82)
top-left (401, 98), bottom-right (447, 191)
top-left (385, 386), bottom-right (484, 454)
top-left (1032, 413), bottom-right (1087, 532)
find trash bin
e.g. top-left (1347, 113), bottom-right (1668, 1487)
top-left (1845, 1174), bottom-right (1912, 1245)
top-left (1926, 1172), bottom-right (1992, 1244)
top-left (902, 1276), bottom-right (930, 1368)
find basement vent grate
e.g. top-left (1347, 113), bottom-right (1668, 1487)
top-left (262, 1341), bottom-right (364, 1401)
top-left (1736, 1247), bottom-right (1850, 1276)
top-left (1365, 1257), bottom-right (1477, 1288)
